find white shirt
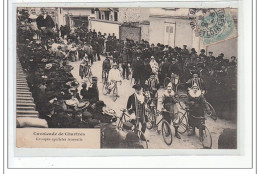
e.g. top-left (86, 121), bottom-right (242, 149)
top-left (108, 68), bottom-right (122, 83)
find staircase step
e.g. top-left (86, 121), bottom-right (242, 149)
top-left (16, 85), bottom-right (28, 88)
top-left (16, 86), bottom-right (29, 89)
top-left (16, 114), bottom-right (39, 118)
top-left (16, 83), bottom-right (28, 86)
top-left (16, 91), bottom-right (31, 94)
top-left (16, 94), bottom-right (32, 98)
top-left (16, 98), bottom-right (34, 102)
top-left (16, 89), bottom-right (30, 92)
top-left (17, 106), bottom-right (35, 110)
top-left (17, 102), bottom-right (35, 107)
top-left (16, 81), bottom-right (27, 84)
top-left (17, 110), bottom-right (38, 114)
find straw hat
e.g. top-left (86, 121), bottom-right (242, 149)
top-left (75, 102), bottom-right (90, 111)
top-left (45, 63), bottom-right (52, 70)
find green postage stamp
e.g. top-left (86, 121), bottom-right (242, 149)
top-left (195, 8), bottom-right (237, 45)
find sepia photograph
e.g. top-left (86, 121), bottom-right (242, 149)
top-left (16, 7), bottom-right (238, 149)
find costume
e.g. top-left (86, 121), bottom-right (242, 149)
top-left (162, 85), bottom-right (181, 139)
top-left (127, 92), bottom-right (146, 134)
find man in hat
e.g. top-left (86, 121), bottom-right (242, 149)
top-left (181, 45), bottom-right (189, 57)
top-left (230, 56), bottom-right (237, 66)
top-left (208, 51), bottom-right (215, 61)
top-left (168, 58), bottom-right (181, 90)
top-left (140, 58), bottom-right (152, 86)
top-left (131, 56), bottom-right (143, 84)
top-left (120, 48), bottom-right (130, 79)
top-left (216, 53), bottom-right (224, 61)
top-left (102, 56), bottom-right (111, 81)
top-left (161, 83), bottom-right (181, 139)
top-left (127, 84), bottom-right (147, 141)
top-left (190, 48), bottom-right (198, 61)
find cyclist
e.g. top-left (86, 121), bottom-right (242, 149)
top-left (145, 72), bottom-right (159, 109)
top-left (127, 84), bottom-right (147, 141)
top-left (107, 63), bottom-right (122, 94)
top-left (161, 83), bottom-right (181, 139)
top-left (185, 72), bottom-right (211, 136)
top-left (168, 58), bottom-right (181, 91)
top-left (102, 56), bottom-right (111, 82)
top-left (79, 56), bottom-right (89, 79)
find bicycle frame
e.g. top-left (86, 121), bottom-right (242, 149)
top-left (102, 70), bottom-right (109, 83)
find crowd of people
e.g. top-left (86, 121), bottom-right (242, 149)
top-left (17, 8), bottom-right (237, 148)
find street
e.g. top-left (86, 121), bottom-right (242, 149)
top-left (69, 55), bottom-right (236, 149)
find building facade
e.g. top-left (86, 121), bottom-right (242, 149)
top-left (56, 8), bottom-right (95, 28)
top-left (148, 8), bottom-right (238, 58)
top-left (89, 8), bottom-right (150, 41)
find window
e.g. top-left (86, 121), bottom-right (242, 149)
top-left (169, 26), bottom-right (173, 33)
top-left (166, 26), bottom-right (169, 32)
top-left (114, 12), bottom-right (118, 21)
top-left (91, 8), bottom-right (95, 14)
top-left (98, 11), bottom-right (101, 19)
top-left (102, 14), bottom-right (104, 20)
top-left (104, 11), bottom-right (110, 20)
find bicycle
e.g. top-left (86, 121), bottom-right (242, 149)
top-left (117, 109), bottom-right (148, 149)
top-left (102, 80), bottom-right (121, 102)
top-left (146, 107), bottom-right (173, 146)
top-left (102, 69), bottom-right (109, 84)
top-left (81, 63), bottom-right (92, 84)
top-left (177, 96), bottom-right (213, 149)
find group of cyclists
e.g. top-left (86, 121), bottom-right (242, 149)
top-left (65, 25), bottom-right (237, 144)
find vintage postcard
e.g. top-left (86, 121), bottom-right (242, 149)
top-left (15, 6), bottom-right (238, 150)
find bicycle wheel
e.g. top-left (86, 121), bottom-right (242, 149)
top-left (137, 130), bottom-right (148, 149)
top-left (205, 102), bottom-right (217, 121)
top-left (102, 83), bottom-right (109, 95)
top-left (102, 71), bottom-right (108, 84)
top-left (178, 112), bottom-right (188, 134)
top-left (102, 71), bottom-right (106, 84)
top-left (161, 120), bottom-right (173, 145)
top-left (164, 77), bottom-right (171, 89)
top-left (112, 86), bottom-right (118, 102)
top-left (200, 126), bottom-right (212, 149)
top-left (146, 111), bottom-right (155, 130)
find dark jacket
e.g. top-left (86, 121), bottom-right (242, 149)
top-left (36, 15), bottom-right (55, 29)
top-left (121, 52), bottom-right (129, 64)
top-left (127, 93), bottom-right (137, 113)
top-left (87, 85), bottom-right (99, 101)
top-left (80, 88), bottom-right (89, 101)
top-left (102, 58), bottom-right (111, 71)
top-left (168, 63), bottom-right (181, 76)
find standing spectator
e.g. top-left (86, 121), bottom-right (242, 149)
top-left (140, 58), bottom-right (152, 86)
top-left (121, 48), bottom-right (129, 80)
top-left (132, 56), bottom-right (142, 84)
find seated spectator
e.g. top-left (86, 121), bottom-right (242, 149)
top-left (80, 83), bottom-right (89, 101)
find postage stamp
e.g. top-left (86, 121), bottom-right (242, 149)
top-left (195, 9), bottom-right (237, 45)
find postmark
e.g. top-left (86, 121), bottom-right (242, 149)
top-left (188, 8), bottom-right (237, 45)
